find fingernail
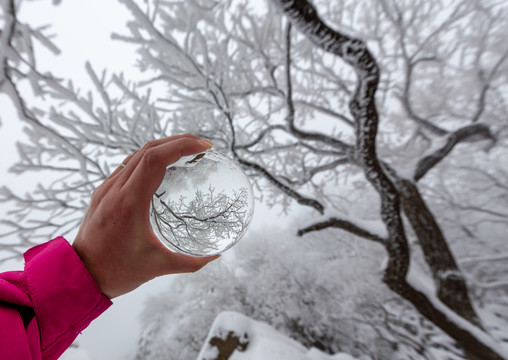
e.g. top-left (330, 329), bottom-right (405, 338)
top-left (199, 139), bottom-right (214, 147)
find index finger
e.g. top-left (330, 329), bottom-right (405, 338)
top-left (123, 137), bottom-right (213, 201)
top-left (117, 134), bottom-right (204, 182)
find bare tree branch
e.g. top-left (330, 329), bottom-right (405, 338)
top-left (414, 123), bottom-right (496, 181)
top-left (297, 217), bottom-right (386, 244)
top-left (237, 157), bottom-right (324, 214)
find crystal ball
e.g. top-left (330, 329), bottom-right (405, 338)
top-left (150, 149), bottom-right (254, 256)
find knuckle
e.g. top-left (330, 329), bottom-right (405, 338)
top-left (122, 150), bottom-right (137, 164)
top-left (143, 139), bottom-right (159, 150)
top-left (91, 183), bottom-right (106, 201)
top-left (142, 147), bottom-right (159, 167)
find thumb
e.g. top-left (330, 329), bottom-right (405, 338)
top-left (158, 252), bottom-right (221, 275)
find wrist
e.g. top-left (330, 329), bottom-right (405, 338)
top-left (72, 239), bottom-right (113, 299)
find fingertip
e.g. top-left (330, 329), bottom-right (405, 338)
top-left (191, 253), bottom-right (221, 270)
top-left (198, 139), bottom-right (214, 149)
top-left (204, 254), bottom-right (221, 264)
top-left (192, 253), bottom-right (220, 265)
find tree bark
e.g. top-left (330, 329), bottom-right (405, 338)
top-left (396, 178), bottom-right (483, 327)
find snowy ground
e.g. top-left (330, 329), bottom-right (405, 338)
top-left (198, 311), bottom-right (358, 360)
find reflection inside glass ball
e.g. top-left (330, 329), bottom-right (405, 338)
top-left (150, 149), bottom-right (254, 256)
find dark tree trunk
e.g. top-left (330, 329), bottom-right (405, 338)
top-left (273, 0), bottom-right (505, 359)
top-left (396, 178), bottom-right (482, 327)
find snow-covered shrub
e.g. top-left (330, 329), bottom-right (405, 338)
top-left (134, 215), bottom-right (426, 360)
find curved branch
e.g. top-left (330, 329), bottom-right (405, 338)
top-left (237, 157), bottom-right (324, 214)
top-left (283, 157), bottom-right (349, 186)
top-left (472, 50), bottom-right (508, 123)
top-left (294, 99), bottom-right (354, 127)
top-left (275, 0), bottom-right (408, 275)
top-left (414, 123), bottom-right (495, 182)
top-left (397, 61), bottom-right (448, 136)
top-left (284, 22), bottom-right (354, 156)
top-left (235, 124), bottom-right (288, 149)
top-left (298, 217), bottom-right (386, 244)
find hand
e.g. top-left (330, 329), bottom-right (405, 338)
top-left (72, 134), bottom-right (219, 299)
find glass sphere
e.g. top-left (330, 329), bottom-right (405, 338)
top-left (150, 149), bottom-right (254, 256)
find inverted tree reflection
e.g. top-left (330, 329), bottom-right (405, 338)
top-left (151, 186), bottom-right (251, 255)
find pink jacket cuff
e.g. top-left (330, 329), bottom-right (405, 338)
top-left (0, 237), bottom-right (112, 360)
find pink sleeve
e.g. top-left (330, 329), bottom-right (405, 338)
top-left (0, 237), bottom-right (112, 360)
